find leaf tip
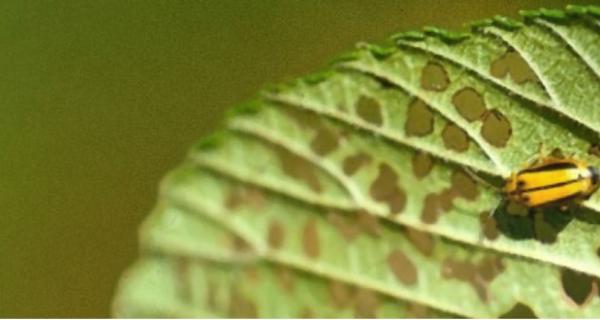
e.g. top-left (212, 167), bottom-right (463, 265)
top-left (302, 70), bottom-right (336, 85)
top-left (492, 15), bottom-right (523, 30)
top-left (467, 18), bottom-right (494, 31)
top-left (356, 42), bottom-right (396, 60)
top-left (194, 130), bottom-right (228, 151)
top-left (390, 30), bottom-right (426, 42)
top-left (423, 26), bottom-right (470, 43)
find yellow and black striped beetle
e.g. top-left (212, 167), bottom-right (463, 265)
top-left (503, 156), bottom-right (600, 209)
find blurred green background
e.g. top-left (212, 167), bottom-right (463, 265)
top-left (1, 0), bottom-right (595, 317)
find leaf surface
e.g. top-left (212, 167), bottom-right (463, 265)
top-left (114, 6), bottom-right (600, 318)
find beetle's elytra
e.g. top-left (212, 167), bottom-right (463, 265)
top-left (503, 157), bottom-right (600, 208)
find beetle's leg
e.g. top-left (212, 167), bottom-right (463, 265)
top-left (550, 147), bottom-right (565, 159)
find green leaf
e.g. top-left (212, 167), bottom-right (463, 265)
top-left (114, 5), bottom-right (600, 318)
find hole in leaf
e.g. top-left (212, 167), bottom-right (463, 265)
top-left (405, 99), bottom-right (434, 137)
top-left (356, 96), bottom-right (383, 126)
top-left (481, 109), bottom-right (512, 148)
top-left (302, 218), bottom-right (320, 259)
top-left (277, 148), bottom-right (322, 193)
top-left (369, 163), bottom-right (406, 214)
top-left (442, 123), bottom-right (469, 152)
top-left (354, 288), bottom-right (380, 318)
top-left (442, 256), bottom-right (503, 302)
top-left (560, 268), bottom-right (597, 307)
top-left (421, 61), bottom-right (450, 91)
top-left (438, 188), bottom-right (458, 211)
top-left (477, 256), bottom-right (505, 282)
top-left (412, 151), bottom-right (434, 179)
top-left (422, 193), bottom-right (444, 224)
top-left (480, 211), bottom-right (500, 240)
top-left (310, 126), bottom-right (340, 156)
top-left (343, 152), bottom-right (372, 176)
top-left (452, 87), bottom-right (487, 122)
top-left (451, 170), bottom-right (479, 201)
top-left (500, 303), bottom-right (537, 318)
top-left (490, 50), bottom-right (538, 84)
top-left (387, 249), bottom-right (418, 285)
top-left (282, 103), bottom-right (322, 132)
top-left (267, 219), bottom-right (285, 249)
top-left (533, 209), bottom-right (572, 244)
top-left (406, 228), bottom-right (434, 256)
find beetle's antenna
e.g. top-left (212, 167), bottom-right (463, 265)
top-left (463, 167), bottom-right (500, 191)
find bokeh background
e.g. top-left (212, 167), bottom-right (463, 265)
top-left (1, 0), bottom-right (596, 317)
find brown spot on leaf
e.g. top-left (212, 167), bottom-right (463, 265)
top-left (267, 219), bottom-right (285, 249)
top-left (370, 163), bottom-right (406, 214)
top-left (357, 210), bottom-right (382, 238)
top-left (229, 288), bottom-right (258, 318)
top-left (481, 109), bottom-right (512, 148)
top-left (206, 280), bottom-right (217, 311)
top-left (354, 288), bottom-right (380, 318)
top-left (405, 99), bottom-right (434, 137)
top-left (491, 50), bottom-right (538, 84)
top-left (500, 303), bottom-right (538, 318)
top-left (276, 267), bottom-right (295, 294)
top-left (406, 303), bottom-right (430, 318)
top-left (277, 148), bottom-right (322, 192)
top-left (175, 257), bottom-right (192, 304)
top-left (421, 61), bottom-right (450, 91)
top-left (480, 211), bottom-right (500, 240)
top-left (232, 235), bottom-right (252, 253)
top-left (412, 151), bottom-right (434, 179)
top-left (387, 249), bottom-right (418, 285)
top-left (560, 268), bottom-right (598, 307)
top-left (244, 266), bottom-right (260, 283)
top-left (442, 123), bottom-right (469, 152)
top-left (328, 280), bottom-right (354, 308)
top-left (452, 87), bottom-right (487, 122)
top-left (311, 126), bottom-right (340, 156)
top-left (442, 256), bottom-right (504, 302)
top-left (406, 228), bottom-right (434, 256)
top-left (299, 308), bottom-right (315, 318)
top-left (328, 212), bottom-right (361, 241)
top-left (451, 170), bottom-right (479, 201)
top-left (356, 96), bottom-right (383, 126)
top-left (303, 218), bottom-right (320, 258)
top-left (343, 152), bottom-right (372, 176)
top-left (225, 186), bottom-right (265, 210)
